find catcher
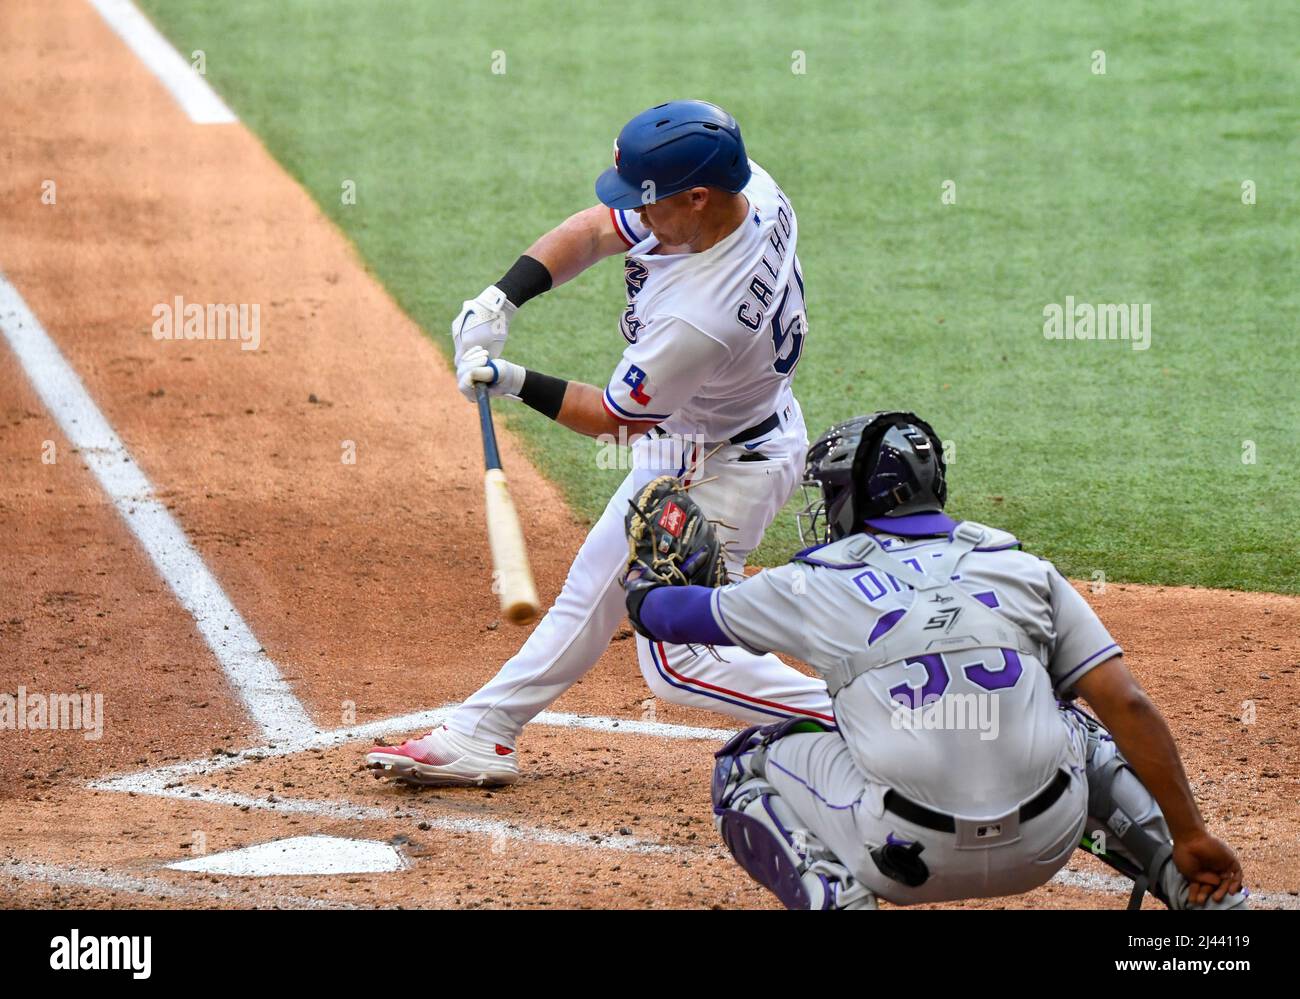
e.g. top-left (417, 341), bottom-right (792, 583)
top-left (623, 411), bottom-right (1248, 910)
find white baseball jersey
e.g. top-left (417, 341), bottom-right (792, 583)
top-left (710, 525), bottom-right (1121, 818)
top-left (603, 161), bottom-right (805, 441)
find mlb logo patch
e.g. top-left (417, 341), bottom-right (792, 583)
top-left (658, 501), bottom-right (686, 537)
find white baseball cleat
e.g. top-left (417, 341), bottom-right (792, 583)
top-left (366, 725), bottom-right (519, 787)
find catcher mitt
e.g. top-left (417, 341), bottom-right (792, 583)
top-left (623, 475), bottom-right (727, 638)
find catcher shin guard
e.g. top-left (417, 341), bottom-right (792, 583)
top-left (712, 722), bottom-right (876, 911)
top-left (1073, 707), bottom-right (1248, 910)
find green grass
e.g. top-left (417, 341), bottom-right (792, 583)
top-left (140, 0), bottom-right (1300, 592)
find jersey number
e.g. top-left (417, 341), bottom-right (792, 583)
top-left (769, 262), bottom-right (806, 375)
top-left (888, 649), bottom-right (1024, 709)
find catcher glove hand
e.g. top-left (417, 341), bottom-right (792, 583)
top-left (623, 475), bottom-right (727, 639)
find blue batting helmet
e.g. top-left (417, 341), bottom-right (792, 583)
top-left (595, 100), bottom-right (751, 210)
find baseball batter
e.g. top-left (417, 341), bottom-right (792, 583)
top-left (624, 412), bottom-right (1248, 909)
top-left (369, 100), bottom-right (834, 785)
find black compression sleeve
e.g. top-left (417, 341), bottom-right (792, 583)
top-left (518, 369), bottom-right (568, 420)
top-left (495, 255), bottom-right (553, 308)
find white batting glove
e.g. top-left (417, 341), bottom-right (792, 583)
top-left (451, 285), bottom-right (516, 362)
top-left (456, 345), bottom-right (525, 402)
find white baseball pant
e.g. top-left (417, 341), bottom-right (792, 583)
top-left (449, 402), bottom-right (834, 747)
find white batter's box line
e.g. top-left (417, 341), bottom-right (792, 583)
top-left (2, 858), bottom-right (359, 909)
top-left (101, 779), bottom-right (681, 856)
top-left (87, 0), bottom-right (238, 124)
top-left (85, 703), bottom-right (731, 859)
top-left (0, 272), bottom-right (314, 744)
top-left (88, 703), bottom-right (737, 794)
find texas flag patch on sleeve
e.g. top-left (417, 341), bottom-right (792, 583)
top-left (622, 364), bottom-right (653, 405)
top-left (603, 361), bottom-right (671, 423)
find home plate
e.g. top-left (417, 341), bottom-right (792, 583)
top-left (168, 836), bottom-right (407, 876)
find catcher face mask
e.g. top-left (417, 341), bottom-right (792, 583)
top-left (794, 480), bottom-right (830, 548)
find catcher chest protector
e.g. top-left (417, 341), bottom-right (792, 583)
top-left (804, 522), bottom-right (1040, 697)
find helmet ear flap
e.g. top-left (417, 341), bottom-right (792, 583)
top-left (908, 415), bottom-right (947, 506)
top-left (825, 485), bottom-right (858, 541)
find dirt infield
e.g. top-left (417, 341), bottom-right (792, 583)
top-left (1, 0), bottom-right (1296, 909)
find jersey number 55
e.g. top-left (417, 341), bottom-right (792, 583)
top-left (737, 261), bottom-right (807, 375)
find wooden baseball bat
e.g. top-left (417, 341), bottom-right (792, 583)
top-left (474, 383), bottom-right (540, 626)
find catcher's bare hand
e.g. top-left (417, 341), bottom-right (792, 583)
top-left (1172, 831), bottom-right (1244, 906)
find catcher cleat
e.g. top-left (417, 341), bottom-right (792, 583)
top-left (366, 725), bottom-right (519, 787)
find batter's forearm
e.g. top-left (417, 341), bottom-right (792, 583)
top-left (524, 206), bottom-right (626, 288)
top-left (503, 369), bottom-right (656, 441)
top-left (554, 381), bottom-right (653, 439)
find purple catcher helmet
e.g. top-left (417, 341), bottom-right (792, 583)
top-left (796, 412), bottom-right (951, 545)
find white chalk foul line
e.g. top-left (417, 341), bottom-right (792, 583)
top-left (1049, 865), bottom-right (1298, 910)
top-left (87, 0), bottom-right (237, 124)
top-left (0, 273), bottom-right (315, 742)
